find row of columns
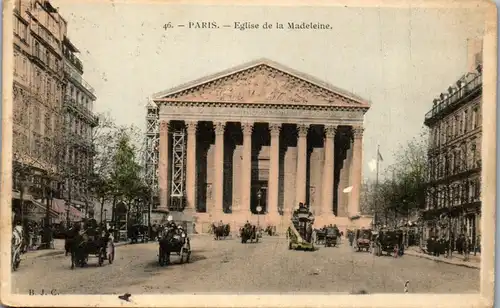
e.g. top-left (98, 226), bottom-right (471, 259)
top-left (158, 120), bottom-right (364, 217)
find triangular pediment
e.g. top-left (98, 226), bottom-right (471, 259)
top-left (154, 59), bottom-right (370, 108)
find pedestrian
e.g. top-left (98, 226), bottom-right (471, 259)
top-left (348, 231), bottom-right (354, 247)
top-left (474, 234), bottom-right (480, 256)
top-left (464, 235), bottom-right (470, 262)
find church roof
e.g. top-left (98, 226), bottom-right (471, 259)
top-left (152, 58), bottom-right (370, 107)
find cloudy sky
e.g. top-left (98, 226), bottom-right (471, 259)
top-left (51, 0), bottom-right (486, 180)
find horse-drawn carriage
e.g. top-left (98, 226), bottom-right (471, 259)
top-left (130, 224), bottom-right (149, 243)
top-left (70, 227), bottom-right (115, 269)
top-left (211, 222), bottom-right (231, 240)
top-left (354, 228), bottom-right (372, 252)
top-left (314, 228), bottom-right (326, 245)
top-left (240, 223), bottom-right (259, 243)
top-left (324, 226), bottom-right (339, 247)
top-left (287, 204), bottom-right (315, 251)
top-left (158, 223), bottom-right (191, 266)
top-left (372, 229), bottom-right (403, 257)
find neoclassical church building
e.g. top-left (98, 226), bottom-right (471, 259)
top-left (152, 59), bottom-right (371, 233)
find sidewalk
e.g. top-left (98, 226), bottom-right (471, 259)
top-left (405, 246), bottom-right (480, 269)
top-left (22, 239), bottom-right (131, 260)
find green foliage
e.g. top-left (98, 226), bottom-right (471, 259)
top-left (109, 128), bottom-right (143, 202)
top-left (364, 129), bottom-right (429, 223)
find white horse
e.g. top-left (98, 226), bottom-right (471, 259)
top-left (12, 225), bottom-right (24, 270)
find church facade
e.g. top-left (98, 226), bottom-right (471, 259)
top-left (152, 59), bottom-right (371, 233)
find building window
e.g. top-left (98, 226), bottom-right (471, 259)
top-left (34, 41), bottom-right (40, 58)
top-left (46, 50), bottom-right (50, 67)
top-left (463, 109), bottom-right (469, 133)
top-left (22, 57), bottom-right (27, 81)
top-left (471, 142), bottom-right (477, 169)
top-left (472, 107), bottom-right (479, 129)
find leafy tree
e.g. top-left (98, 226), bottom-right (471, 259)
top-left (108, 126), bottom-right (144, 222)
top-left (362, 130), bottom-right (429, 227)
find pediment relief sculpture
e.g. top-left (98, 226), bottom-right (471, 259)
top-left (165, 65), bottom-right (363, 106)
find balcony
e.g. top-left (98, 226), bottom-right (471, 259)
top-left (63, 49), bottom-right (83, 74)
top-left (64, 63), bottom-right (96, 98)
top-left (30, 22), bottom-right (59, 54)
top-left (66, 131), bottom-right (92, 149)
top-left (63, 95), bottom-right (99, 127)
top-left (424, 66), bottom-right (482, 125)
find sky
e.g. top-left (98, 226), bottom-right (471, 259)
top-left (51, 1), bottom-right (486, 180)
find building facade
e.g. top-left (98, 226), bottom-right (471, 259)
top-left (61, 32), bottom-right (98, 218)
top-left (152, 59), bottom-right (371, 233)
top-left (12, 0), bottom-right (97, 225)
top-left (422, 39), bottom-right (483, 244)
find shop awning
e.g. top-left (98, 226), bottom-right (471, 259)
top-left (24, 197), bottom-right (59, 220)
top-left (53, 199), bottom-right (83, 221)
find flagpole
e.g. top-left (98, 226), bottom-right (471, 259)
top-left (373, 144), bottom-right (380, 229)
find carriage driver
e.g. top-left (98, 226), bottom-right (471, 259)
top-left (166, 215), bottom-right (176, 231)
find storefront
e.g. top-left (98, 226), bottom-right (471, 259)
top-left (52, 199), bottom-right (83, 225)
top-left (12, 191), bottom-right (59, 225)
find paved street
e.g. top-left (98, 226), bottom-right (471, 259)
top-left (12, 236), bottom-right (479, 295)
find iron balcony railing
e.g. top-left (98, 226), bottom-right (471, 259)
top-left (64, 62), bottom-right (95, 95)
top-left (425, 69), bottom-right (482, 121)
top-left (64, 95), bottom-right (99, 126)
top-left (63, 49), bottom-right (83, 73)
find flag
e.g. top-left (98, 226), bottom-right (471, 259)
top-left (343, 186), bottom-right (353, 193)
top-left (377, 148), bottom-right (384, 162)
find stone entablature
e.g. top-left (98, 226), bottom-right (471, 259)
top-left (158, 102), bottom-right (365, 126)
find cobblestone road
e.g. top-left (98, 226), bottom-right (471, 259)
top-left (12, 236), bottom-right (479, 295)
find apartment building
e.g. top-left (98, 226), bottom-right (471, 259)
top-left (12, 0), bottom-right (97, 225)
top-left (61, 31), bottom-right (99, 217)
top-left (422, 38), bottom-right (483, 245)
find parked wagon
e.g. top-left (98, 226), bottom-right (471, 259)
top-left (324, 227), bottom-right (339, 247)
top-left (354, 228), bottom-right (373, 252)
top-left (314, 229), bottom-right (326, 245)
top-left (372, 229), bottom-right (403, 257)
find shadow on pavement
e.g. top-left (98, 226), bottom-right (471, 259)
top-left (143, 254), bottom-right (208, 271)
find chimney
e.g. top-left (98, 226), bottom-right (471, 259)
top-left (466, 38), bottom-right (483, 73)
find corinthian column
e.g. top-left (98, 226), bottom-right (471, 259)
top-left (213, 122), bottom-right (226, 213)
top-left (268, 123), bottom-right (281, 215)
top-left (240, 123), bottom-right (253, 215)
top-left (185, 121), bottom-right (197, 211)
top-left (158, 120), bottom-right (170, 210)
top-left (321, 125), bottom-right (336, 216)
top-left (349, 126), bottom-right (364, 217)
top-left (295, 124), bottom-right (309, 206)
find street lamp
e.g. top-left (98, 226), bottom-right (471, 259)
top-left (256, 189), bottom-right (263, 229)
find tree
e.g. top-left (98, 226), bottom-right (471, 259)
top-left (363, 130), bottom-right (429, 228)
top-left (108, 126), bottom-right (144, 223)
top-left (88, 113), bottom-right (117, 223)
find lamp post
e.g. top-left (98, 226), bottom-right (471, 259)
top-left (256, 189), bottom-right (263, 229)
top-left (65, 206), bottom-right (70, 229)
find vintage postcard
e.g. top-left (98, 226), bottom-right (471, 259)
top-left (1, 0), bottom-right (496, 307)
